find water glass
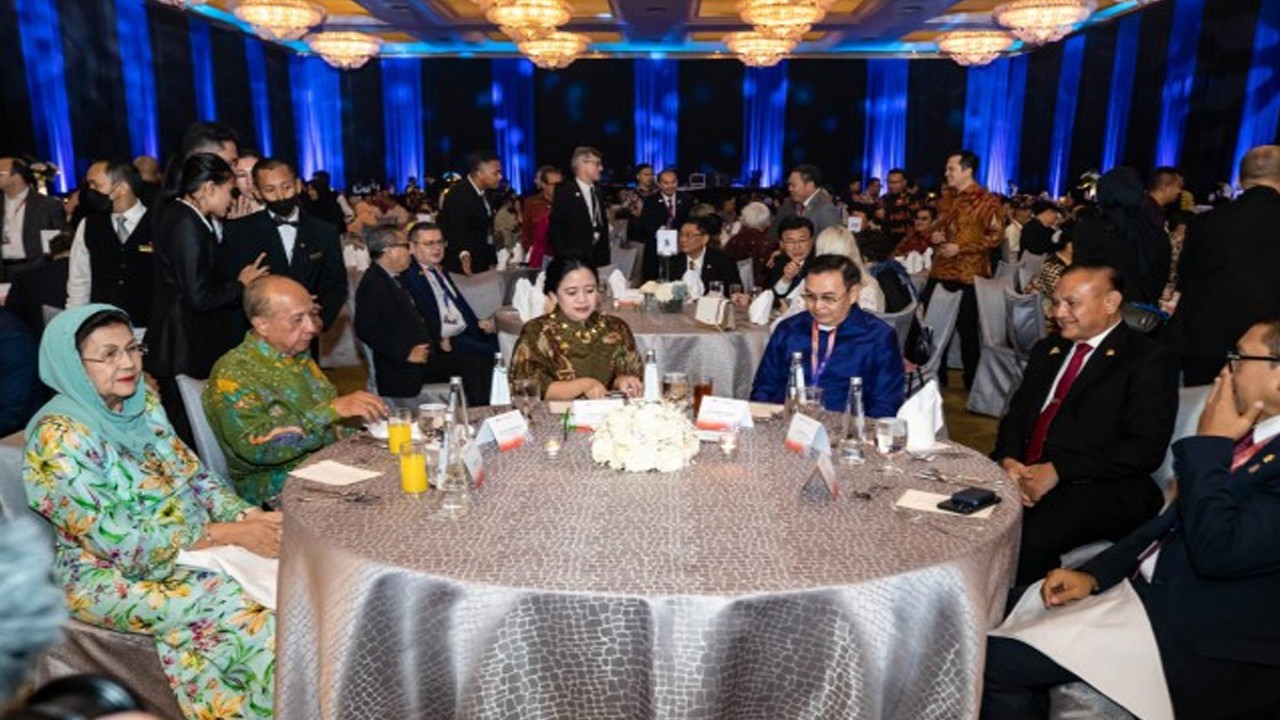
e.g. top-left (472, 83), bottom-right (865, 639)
top-left (691, 374), bottom-right (713, 417)
top-left (799, 386), bottom-right (825, 417)
top-left (708, 281), bottom-right (726, 297)
top-left (729, 283), bottom-right (744, 298)
top-left (875, 418), bottom-right (908, 474)
top-left (511, 378), bottom-right (539, 422)
top-left (663, 371), bottom-right (689, 409)
top-left (387, 408), bottom-right (413, 455)
top-left (418, 403), bottom-right (447, 447)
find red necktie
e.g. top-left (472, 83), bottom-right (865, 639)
top-left (1026, 342), bottom-right (1094, 463)
top-left (1231, 431), bottom-right (1261, 471)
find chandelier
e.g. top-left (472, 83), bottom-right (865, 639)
top-left (156, 0), bottom-right (208, 6)
top-left (306, 31), bottom-right (383, 70)
top-left (484, 0), bottom-right (572, 41)
top-left (517, 31), bottom-right (590, 69)
top-left (232, 0), bottom-right (326, 41)
top-left (992, 0), bottom-right (1092, 45)
top-left (936, 30), bottom-right (1014, 66)
top-left (725, 31), bottom-right (796, 67)
top-left (738, 0), bottom-right (825, 40)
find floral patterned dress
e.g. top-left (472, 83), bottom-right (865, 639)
top-left (509, 309), bottom-right (643, 398)
top-left (24, 392), bottom-right (275, 720)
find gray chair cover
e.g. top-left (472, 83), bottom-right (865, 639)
top-left (909, 270), bottom-right (929, 296)
top-left (595, 264), bottom-right (618, 287)
top-left (1019, 252), bottom-right (1046, 292)
top-left (737, 259), bottom-right (755, 290)
top-left (1153, 384), bottom-right (1212, 497)
top-left (41, 304), bottom-right (63, 327)
top-left (612, 243), bottom-right (640, 282)
top-left (966, 275), bottom-right (1025, 418)
top-left (175, 375), bottom-right (229, 479)
top-left (919, 287), bottom-right (962, 387)
top-left (871, 300), bottom-right (917, 354)
top-left (0, 431), bottom-right (29, 520)
top-left (994, 259), bottom-right (1021, 285)
top-left (451, 269), bottom-right (504, 319)
top-left (1006, 289), bottom-right (1047, 355)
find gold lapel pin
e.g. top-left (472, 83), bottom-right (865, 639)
top-left (1265, 454), bottom-right (1275, 464)
top-left (1105, 349), bottom-right (1116, 357)
top-left (1049, 347), bottom-right (1062, 356)
top-left (1249, 464), bottom-right (1261, 474)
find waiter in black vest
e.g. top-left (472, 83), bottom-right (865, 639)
top-left (66, 159), bottom-right (154, 327)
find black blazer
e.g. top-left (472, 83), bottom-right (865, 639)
top-left (144, 201), bottom-right (244, 379)
top-left (222, 209), bottom-right (348, 330)
top-left (1018, 218), bottom-right (1057, 257)
top-left (1164, 186), bottom-right (1280, 379)
top-left (437, 180), bottom-right (496, 274)
top-left (680, 244), bottom-right (742, 291)
top-left (3, 256), bottom-right (67, 337)
top-left (3, 191), bottom-right (67, 260)
top-left (994, 322), bottom-right (1178, 491)
top-left (1078, 433), bottom-right (1280, 717)
top-left (549, 180), bottom-right (610, 267)
top-left (766, 254), bottom-right (814, 299)
top-left (354, 264), bottom-right (431, 398)
top-left (638, 192), bottom-right (690, 280)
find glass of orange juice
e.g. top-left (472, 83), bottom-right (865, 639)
top-left (388, 408), bottom-right (413, 454)
top-left (399, 441), bottom-right (428, 494)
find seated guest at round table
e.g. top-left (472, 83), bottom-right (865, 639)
top-left (767, 215), bottom-right (817, 300)
top-left (678, 215), bottom-right (741, 291)
top-left (204, 276), bottom-right (388, 505)
top-left (399, 222), bottom-right (499, 360)
top-left (751, 254), bottom-right (905, 416)
top-left (510, 256), bottom-right (643, 400)
top-left (24, 304), bottom-right (281, 719)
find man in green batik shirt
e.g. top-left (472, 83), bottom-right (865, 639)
top-left (204, 276), bottom-right (388, 504)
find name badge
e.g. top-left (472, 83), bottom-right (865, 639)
top-left (475, 409), bottom-right (530, 452)
top-left (462, 439), bottom-right (485, 487)
top-left (569, 398), bottom-right (625, 431)
top-left (785, 412), bottom-right (830, 456)
top-left (137, 244), bottom-right (154, 253)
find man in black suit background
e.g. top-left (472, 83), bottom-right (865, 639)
top-left (0, 157), bottom-right (67, 281)
top-left (994, 264), bottom-right (1178, 584)
top-left (4, 231), bottom-right (70, 338)
top-left (638, 168), bottom-right (690, 281)
top-left (354, 225), bottom-right (433, 405)
top-left (677, 216), bottom-right (740, 291)
top-left (982, 317), bottom-right (1280, 720)
top-left (222, 157), bottom-right (347, 340)
top-left (438, 151), bottom-right (503, 275)
top-left (550, 146), bottom-right (610, 267)
top-left (1163, 145), bottom-right (1280, 386)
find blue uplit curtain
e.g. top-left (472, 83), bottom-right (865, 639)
top-left (244, 37), bottom-right (273, 156)
top-left (114, 0), bottom-right (159, 159)
top-left (634, 59), bottom-right (678, 172)
top-left (1048, 34), bottom-right (1085, 197)
top-left (1231, 0), bottom-right (1280, 187)
top-left (382, 58), bottom-right (424, 191)
top-left (290, 55), bottom-right (345, 187)
top-left (189, 19), bottom-right (217, 121)
top-left (491, 58), bottom-right (535, 195)
top-left (1155, 0), bottom-right (1206, 167)
top-left (741, 63), bottom-right (788, 187)
top-left (963, 55), bottom-right (1027, 194)
top-left (863, 59), bottom-right (909, 185)
top-left (13, 0), bottom-right (75, 192)
top-left (1101, 14), bottom-right (1140, 171)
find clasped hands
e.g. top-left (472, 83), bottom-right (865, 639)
top-left (571, 375), bottom-right (643, 400)
top-left (999, 458), bottom-right (1058, 507)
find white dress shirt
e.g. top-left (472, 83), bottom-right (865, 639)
top-left (273, 208), bottom-right (301, 264)
top-left (67, 200), bottom-right (147, 308)
top-left (2, 188), bottom-right (30, 260)
top-left (423, 264), bottom-right (467, 339)
top-left (576, 178), bottom-right (599, 226)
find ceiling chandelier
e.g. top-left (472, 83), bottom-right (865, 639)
top-left (738, 0), bottom-right (825, 40)
top-left (232, 0), bottom-right (326, 41)
top-left (725, 31), bottom-right (796, 67)
top-left (517, 31), bottom-right (590, 69)
top-left (936, 30), bottom-right (1014, 66)
top-left (992, 0), bottom-right (1093, 45)
top-left (484, 0), bottom-right (572, 41)
top-left (155, 0), bottom-right (208, 7)
top-left (306, 31), bottom-right (383, 69)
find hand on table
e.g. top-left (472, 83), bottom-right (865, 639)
top-left (333, 391), bottom-right (388, 422)
top-left (1198, 367), bottom-right (1263, 441)
top-left (578, 378), bottom-right (609, 399)
top-left (1040, 568), bottom-right (1098, 608)
top-left (613, 374), bottom-right (643, 398)
top-left (219, 511), bottom-right (283, 558)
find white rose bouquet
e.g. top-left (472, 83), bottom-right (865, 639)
top-left (590, 402), bottom-right (700, 473)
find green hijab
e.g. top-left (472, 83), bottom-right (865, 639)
top-left (25, 304), bottom-right (156, 458)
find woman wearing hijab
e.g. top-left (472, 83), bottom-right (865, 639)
top-left (1071, 167), bottom-right (1171, 306)
top-left (24, 305), bottom-right (280, 719)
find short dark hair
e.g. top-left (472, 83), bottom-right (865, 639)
top-left (466, 151), bottom-right (500, 175)
top-left (681, 215), bottom-right (720, 240)
top-left (74, 308), bottom-right (133, 353)
top-left (635, 163), bottom-right (652, 175)
top-left (1061, 263), bottom-right (1125, 297)
top-left (916, 206), bottom-right (938, 220)
top-left (887, 168), bottom-right (907, 179)
top-left (777, 215), bottom-right (815, 239)
top-left (950, 150), bottom-right (979, 174)
top-left (544, 255), bottom-right (596, 294)
top-left (103, 158), bottom-right (143, 196)
top-left (238, 148), bottom-right (262, 163)
top-left (1147, 166), bottom-right (1182, 192)
top-left (657, 169), bottom-right (678, 183)
top-left (867, 177), bottom-right (881, 186)
top-left (180, 122), bottom-right (239, 159)
top-left (3, 157), bottom-right (36, 187)
top-left (537, 165), bottom-right (561, 185)
top-left (1030, 200), bottom-right (1063, 217)
top-left (251, 157), bottom-right (295, 184)
top-left (807, 253), bottom-right (862, 289)
top-left (407, 221), bottom-right (441, 241)
top-left (790, 164), bottom-right (822, 186)
top-left (854, 228), bottom-right (893, 263)
top-left (177, 153), bottom-right (234, 198)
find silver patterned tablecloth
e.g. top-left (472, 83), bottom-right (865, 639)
top-left (496, 306), bottom-right (771, 400)
top-left (276, 414), bottom-right (1020, 719)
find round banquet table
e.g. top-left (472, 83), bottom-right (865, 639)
top-left (276, 409), bottom-right (1020, 719)
top-left (495, 305), bottom-right (771, 400)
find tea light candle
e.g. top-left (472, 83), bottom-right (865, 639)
top-left (718, 431), bottom-right (738, 456)
top-left (544, 438), bottom-right (563, 458)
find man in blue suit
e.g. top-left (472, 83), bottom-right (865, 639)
top-left (399, 221), bottom-right (498, 362)
top-left (981, 317), bottom-right (1280, 719)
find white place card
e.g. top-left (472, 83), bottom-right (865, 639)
top-left (784, 413), bottom-right (830, 456)
top-left (894, 489), bottom-right (997, 519)
top-left (476, 409), bottom-right (531, 451)
top-left (846, 215), bottom-right (864, 233)
top-left (569, 398), bottom-right (626, 431)
top-left (289, 460), bottom-right (382, 486)
top-left (695, 396), bottom-right (754, 431)
top-left (463, 440), bottom-right (486, 487)
top-left (656, 228), bottom-right (678, 257)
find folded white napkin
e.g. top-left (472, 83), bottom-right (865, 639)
top-left (512, 274), bottom-right (548, 322)
top-left (923, 247), bottom-right (934, 269)
top-left (607, 269), bottom-right (628, 298)
top-left (511, 243), bottom-right (526, 265)
top-left (748, 289), bottom-right (774, 325)
top-left (178, 545), bottom-right (279, 609)
top-left (681, 270), bottom-right (704, 300)
top-left (896, 379), bottom-right (945, 451)
top-left (496, 247), bottom-right (510, 271)
top-left (904, 251), bottom-right (925, 273)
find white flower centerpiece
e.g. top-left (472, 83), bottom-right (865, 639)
top-left (590, 402), bottom-right (700, 473)
top-left (638, 281), bottom-right (687, 313)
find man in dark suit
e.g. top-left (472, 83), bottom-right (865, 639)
top-left (438, 151), bottom-right (503, 275)
top-left (0, 157), bottom-right (67, 281)
top-left (1164, 145), bottom-right (1280, 386)
top-left (677, 216), bottom-right (740, 291)
top-left (66, 159), bottom-right (155, 327)
top-left (549, 146), bottom-right (610, 267)
top-left (638, 169), bottom-right (690, 281)
top-left (4, 231), bottom-right (70, 338)
top-left (769, 164), bottom-right (841, 239)
top-left (222, 158), bottom-right (347, 340)
top-left (982, 318), bottom-right (1280, 719)
top-left (1017, 201), bottom-right (1063, 258)
top-left (994, 264), bottom-right (1178, 584)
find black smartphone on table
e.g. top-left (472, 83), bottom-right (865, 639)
top-left (936, 486), bottom-right (1000, 515)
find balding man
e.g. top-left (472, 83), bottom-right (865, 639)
top-left (994, 264), bottom-right (1178, 584)
top-left (1164, 145), bottom-right (1280, 385)
top-left (204, 276), bottom-right (387, 505)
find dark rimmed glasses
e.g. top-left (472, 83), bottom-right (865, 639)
top-left (1226, 351), bottom-right (1280, 372)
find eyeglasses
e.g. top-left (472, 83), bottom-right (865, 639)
top-left (412, 240), bottom-right (444, 248)
top-left (781, 238), bottom-right (812, 247)
top-left (1226, 351), bottom-right (1280, 372)
top-left (83, 343), bottom-right (148, 365)
top-left (800, 291), bottom-right (848, 307)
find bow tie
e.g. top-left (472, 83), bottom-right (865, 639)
top-left (272, 215), bottom-right (299, 228)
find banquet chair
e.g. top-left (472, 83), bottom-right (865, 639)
top-left (871, 300), bottom-right (916, 354)
top-left (360, 343), bottom-right (449, 410)
top-left (1019, 252), bottom-right (1046, 291)
top-left (1005, 288), bottom-right (1047, 356)
top-left (994, 259), bottom-right (1021, 285)
top-left (450, 269), bottom-right (504, 319)
top-left (0, 431), bottom-right (28, 519)
top-left (917, 286), bottom-right (962, 387)
top-left (175, 375), bottom-right (230, 479)
top-left (595, 264), bottom-right (618, 287)
top-left (42, 304), bottom-right (64, 327)
top-left (1153, 384), bottom-right (1212, 500)
top-left (966, 275), bottom-right (1024, 417)
top-left (737, 259), bottom-right (754, 291)
top-left (612, 243), bottom-right (639, 282)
